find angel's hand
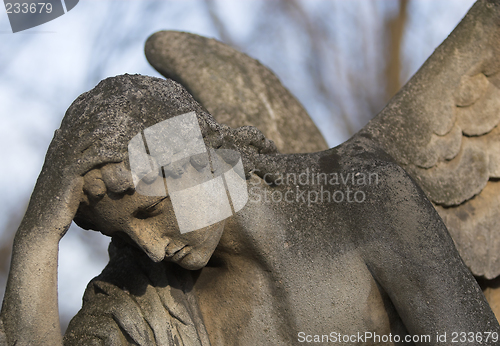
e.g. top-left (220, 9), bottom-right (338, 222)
top-left (18, 129), bottom-right (124, 240)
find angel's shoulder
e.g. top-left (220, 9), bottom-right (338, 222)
top-left (325, 134), bottom-right (434, 212)
top-left (321, 133), bottom-right (410, 180)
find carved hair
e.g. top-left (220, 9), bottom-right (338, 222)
top-left (62, 74), bottom-right (277, 228)
top-left (61, 74), bottom-right (221, 158)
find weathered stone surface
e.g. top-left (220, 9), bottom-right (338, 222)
top-left (2, 74), bottom-right (499, 346)
top-left (436, 181), bottom-right (500, 279)
top-left (480, 276), bottom-right (500, 321)
top-left (145, 31), bottom-right (328, 154)
top-left (3, 1), bottom-right (500, 344)
top-left (361, 0), bottom-right (500, 277)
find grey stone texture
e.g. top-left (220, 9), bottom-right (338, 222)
top-left (361, 0), bottom-right (500, 279)
top-left (145, 30), bottom-right (328, 154)
top-left (2, 0), bottom-right (500, 345)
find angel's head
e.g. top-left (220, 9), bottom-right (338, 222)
top-left (58, 74), bottom-right (274, 269)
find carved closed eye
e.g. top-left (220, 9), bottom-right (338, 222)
top-left (134, 196), bottom-right (168, 219)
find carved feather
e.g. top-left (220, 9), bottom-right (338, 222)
top-left (361, 0), bottom-right (500, 278)
top-left (144, 1), bottom-right (500, 279)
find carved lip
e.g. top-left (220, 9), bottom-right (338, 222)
top-left (171, 246), bottom-right (190, 262)
top-left (165, 245), bottom-right (184, 258)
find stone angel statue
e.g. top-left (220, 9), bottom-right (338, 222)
top-left (2, 0), bottom-right (500, 345)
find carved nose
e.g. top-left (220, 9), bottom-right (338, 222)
top-left (126, 229), bottom-right (168, 262)
top-left (138, 242), bottom-right (166, 263)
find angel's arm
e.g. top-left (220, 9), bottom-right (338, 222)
top-left (362, 163), bottom-right (499, 344)
top-left (0, 130), bottom-right (121, 345)
top-left (1, 218), bottom-right (63, 345)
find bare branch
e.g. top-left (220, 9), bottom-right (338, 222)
top-left (385, 0), bottom-right (409, 99)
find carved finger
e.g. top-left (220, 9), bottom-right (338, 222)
top-left (83, 169), bottom-right (106, 201)
top-left (101, 162), bottom-right (134, 194)
top-left (75, 145), bottom-right (125, 176)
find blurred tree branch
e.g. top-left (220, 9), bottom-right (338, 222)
top-left (385, 0), bottom-right (408, 99)
top-left (200, 0), bottom-right (409, 138)
top-left (204, 0), bottom-right (236, 47)
top-left (0, 0), bottom-right (413, 334)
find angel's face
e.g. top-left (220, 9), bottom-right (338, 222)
top-left (86, 185), bottom-right (225, 270)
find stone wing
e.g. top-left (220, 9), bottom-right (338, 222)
top-left (144, 30), bottom-right (328, 154)
top-left (144, 1), bottom-right (500, 279)
top-left (360, 0), bottom-right (500, 278)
